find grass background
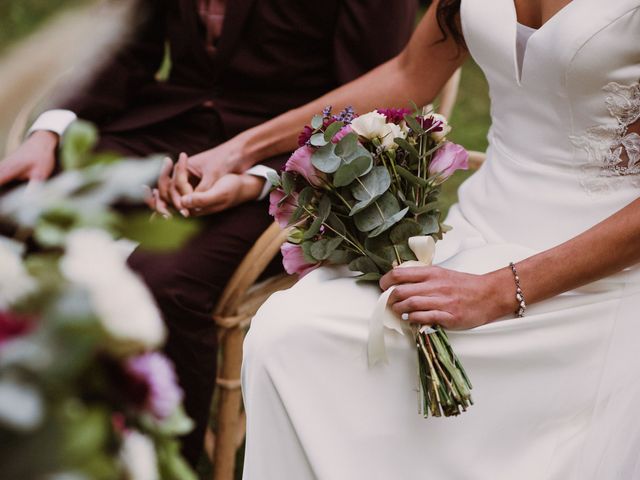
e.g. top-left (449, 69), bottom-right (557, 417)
top-left (0, 2), bottom-right (491, 477)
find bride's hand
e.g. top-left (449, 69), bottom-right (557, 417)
top-left (380, 266), bottom-right (514, 330)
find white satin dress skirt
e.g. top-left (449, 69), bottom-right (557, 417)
top-left (242, 0), bottom-right (640, 478)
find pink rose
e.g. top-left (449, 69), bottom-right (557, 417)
top-left (285, 146), bottom-right (323, 186)
top-left (269, 190), bottom-right (299, 228)
top-left (428, 142), bottom-right (469, 183)
top-left (331, 125), bottom-right (353, 143)
top-left (281, 242), bottom-right (318, 277)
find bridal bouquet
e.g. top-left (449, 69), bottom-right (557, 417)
top-left (269, 106), bottom-right (473, 417)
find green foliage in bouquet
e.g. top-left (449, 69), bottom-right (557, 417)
top-left (270, 106), bottom-right (473, 418)
top-left (0, 122), bottom-right (199, 480)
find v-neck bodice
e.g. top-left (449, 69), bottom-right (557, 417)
top-left (515, 22), bottom-right (536, 79)
top-left (457, 0), bottom-right (640, 251)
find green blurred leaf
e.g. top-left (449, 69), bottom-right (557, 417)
top-left (349, 167), bottom-right (392, 215)
top-left (119, 212), bottom-right (200, 251)
top-left (394, 137), bottom-right (420, 161)
top-left (60, 121), bottom-right (99, 170)
top-left (417, 212), bottom-right (440, 235)
top-left (396, 165), bottom-right (429, 188)
top-left (404, 114), bottom-right (425, 135)
top-left (266, 170), bottom-right (281, 188)
top-left (334, 133), bottom-right (358, 158)
top-left (281, 171), bottom-right (296, 195)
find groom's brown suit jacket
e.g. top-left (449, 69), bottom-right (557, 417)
top-left (61, 0), bottom-right (417, 168)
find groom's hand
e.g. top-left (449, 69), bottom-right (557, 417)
top-left (180, 173), bottom-right (264, 216)
top-left (0, 131), bottom-right (58, 187)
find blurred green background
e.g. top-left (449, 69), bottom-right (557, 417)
top-left (0, 0), bottom-right (491, 209)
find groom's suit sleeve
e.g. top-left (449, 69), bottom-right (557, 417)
top-left (332, 0), bottom-right (418, 84)
top-left (57, 0), bottom-right (167, 126)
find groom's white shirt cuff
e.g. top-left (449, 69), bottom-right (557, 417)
top-left (245, 164), bottom-right (276, 201)
top-left (27, 109), bottom-right (77, 137)
top-left (29, 109), bottom-right (276, 201)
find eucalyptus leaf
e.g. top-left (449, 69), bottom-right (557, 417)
top-left (301, 241), bottom-right (317, 262)
top-left (396, 165), bottom-right (429, 188)
top-left (326, 249), bottom-right (352, 264)
top-left (303, 215), bottom-right (323, 240)
top-left (326, 212), bottom-right (346, 235)
top-left (310, 237), bottom-right (343, 260)
top-left (394, 137), bottom-right (420, 161)
top-left (390, 219), bottom-right (423, 244)
top-left (369, 207), bottom-right (410, 238)
top-left (311, 114), bottom-right (324, 129)
top-left (356, 272), bottom-right (382, 282)
top-left (281, 171), bottom-right (296, 195)
top-left (317, 195), bottom-right (331, 222)
top-left (266, 170), bottom-right (282, 188)
top-left (334, 132), bottom-right (358, 158)
top-left (297, 186), bottom-right (315, 208)
top-left (333, 155), bottom-right (373, 187)
top-left (353, 192), bottom-right (401, 233)
top-left (323, 121), bottom-right (345, 142)
top-left (417, 213), bottom-right (440, 235)
top-left (404, 114), bottom-right (425, 135)
top-left (311, 143), bottom-right (341, 173)
top-left (310, 133), bottom-right (328, 147)
top-left (352, 167), bottom-right (392, 202)
top-left (348, 256), bottom-right (379, 274)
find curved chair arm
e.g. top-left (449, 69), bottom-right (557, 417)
top-left (213, 222), bottom-right (291, 319)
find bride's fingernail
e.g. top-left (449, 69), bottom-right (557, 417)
top-left (180, 209), bottom-right (190, 218)
top-left (401, 313), bottom-right (409, 321)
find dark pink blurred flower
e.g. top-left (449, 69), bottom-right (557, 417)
top-left (269, 190), bottom-right (299, 228)
top-left (297, 126), bottom-right (313, 147)
top-left (378, 108), bottom-right (412, 124)
top-left (126, 352), bottom-right (183, 420)
top-left (331, 125), bottom-right (353, 144)
top-left (285, 146), bottom-right (324, 186)
top-left (281, 242), bottom-right (319, 277)
top-left (0, 311), bottom-right (34, 346)
top-left (429, 142), bottom-right (469, 182)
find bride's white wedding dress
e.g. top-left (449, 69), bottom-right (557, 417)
top-left (242, 1), bottom-right (640, 478)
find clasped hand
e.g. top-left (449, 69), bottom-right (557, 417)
top-left (147, 149), bottom-right (264, 218)
top-left (380, 266), bottom-right (513, 330)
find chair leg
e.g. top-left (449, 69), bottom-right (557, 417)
top-left (213, 326), bottom-right (246, 480)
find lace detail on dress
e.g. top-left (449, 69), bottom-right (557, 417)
top-left (570, 79), bottom-right (640, 193)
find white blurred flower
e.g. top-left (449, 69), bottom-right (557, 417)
top-left (350, 111), bottom-right (388, 140)
top-left (120, 430), bottom-right (159, 480)
top-left (380, 122), bottom-right (407, 151)
top-left (0, 379), bottom-right (43, 431)
top-left (0, 238), bottom-right (36, 309)
top-left (60, 229), bottom-right (165, 351)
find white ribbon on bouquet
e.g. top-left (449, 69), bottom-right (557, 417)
top-left (368, 235), bottom-right (437, 366)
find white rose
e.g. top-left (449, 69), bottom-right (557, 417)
top-left (0, 238), bottom-right (36, 309)
top-left (380, 122), bottom-right (407, 151)
top-left (120, 430), bottom-right (159, 480)
top-left (350, 111), bottom-right (388, 140)
top-left (60, 229), bottom-right (166, 351)
top-left (429, 113), bottom-right (452, 141)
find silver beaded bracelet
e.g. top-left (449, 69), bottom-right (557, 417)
top-left (509, 262), bottom-right (526, 317)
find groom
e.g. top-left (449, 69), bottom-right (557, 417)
top-left (0, 0), bottom-right (417, 464)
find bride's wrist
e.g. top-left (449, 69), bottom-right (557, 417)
top-left (483, 267), bottom-right (520, 322)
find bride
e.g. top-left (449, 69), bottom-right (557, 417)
top-left (201, 0), bottom-right (640, 478)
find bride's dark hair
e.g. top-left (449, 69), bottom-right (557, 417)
top-left (435, 0), bottom-right (464, 45)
